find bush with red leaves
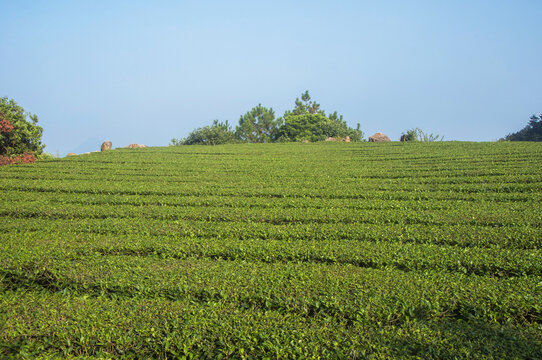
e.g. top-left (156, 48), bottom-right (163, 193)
top-left (0, 152), bottom-right (36, 166)
top-left (0, 118), bottom-right (14, 133)
top-left (0, 113), bottom-right (38, 165)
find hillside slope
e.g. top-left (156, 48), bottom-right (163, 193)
top-left (1, 142), bottom-right (541, 358)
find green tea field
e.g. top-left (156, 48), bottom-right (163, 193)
top-left (1, 142), bottom-right (541, 359)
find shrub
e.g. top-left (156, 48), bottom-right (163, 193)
top-left (400, 129), bottom-right (419, 142)
top-left (37, 152), bottom-right (56, 161)
top-left (0, 152), bottom-right (36, 166)
top-left (171, 120), bottom-right (238, 146)
top-left (400, 128), bottom-right (443, 142)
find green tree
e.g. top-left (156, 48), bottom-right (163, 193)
top-left (276, 113), bottom-right (363, 142)
top-left (276, 91), bottom-right (363, 142)
top-left (171, 120), bottom-right (237, 145)
top-left (504, 114), bottom-right (542, 141)
top-left (327, 111), bottom-right (364, 141)
top-left (280, 90), bottom-right (323, 121)
top-left (293, 90), bottom-right (322, 115)
top-left (0, 97), bottom-right (44, 156)
top-left (276, 113), bottom-right (330, 142)
top-left (236, 104), bottom-right (278, 143)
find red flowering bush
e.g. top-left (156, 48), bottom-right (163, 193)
top-left (0, 152), bottom-right (36, 166)
top-left (0, 109), bottom-right (38, 166)
top-left (0, 111), bottom-right (38, 166)
top-left (1, 97), bottom-right (44, 158)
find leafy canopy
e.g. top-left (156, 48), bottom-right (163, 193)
top-left (0, 97), bottom-right (44, 156)
top-left (277, 91), bottom-right (363, 142)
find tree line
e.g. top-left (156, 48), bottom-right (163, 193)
top-left (170, 91), bottom-right (363, 146)
top-left (1, 93), bottom-right (540, 167)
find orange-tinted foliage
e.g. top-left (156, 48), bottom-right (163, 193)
top-left (0, 152), bottom-right (36, 166)
top-left (0, 118), bottom-right (15, 133)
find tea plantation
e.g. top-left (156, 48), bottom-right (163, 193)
top-left (1, 142), bottom-right (541, 359)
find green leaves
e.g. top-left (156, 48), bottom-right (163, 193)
top-left (505, 114), bottom-right (542, 141)
top-left (171, 120), bottom-right (238, 146)
top-left (400, 128), bottom-right (444, 142)
top-left (277, 91), bottom-right (363, 142)
top-left (0, 97), bottom-right (44, 156)
top-left (236, 104), bottom-right (277, 143)
top-left (1, 142), bottom-right (542, 358)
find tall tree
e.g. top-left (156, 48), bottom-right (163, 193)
top-left (236, 104), bottom-right (277, 143)
top-left (276, 91), bottom-right (364, 142)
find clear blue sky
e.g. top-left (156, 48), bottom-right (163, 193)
top-left (1, 0), bottom-right (541, 155)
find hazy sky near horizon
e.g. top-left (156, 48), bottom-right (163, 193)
top-left (1, 0), bottom-right (541, 155)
